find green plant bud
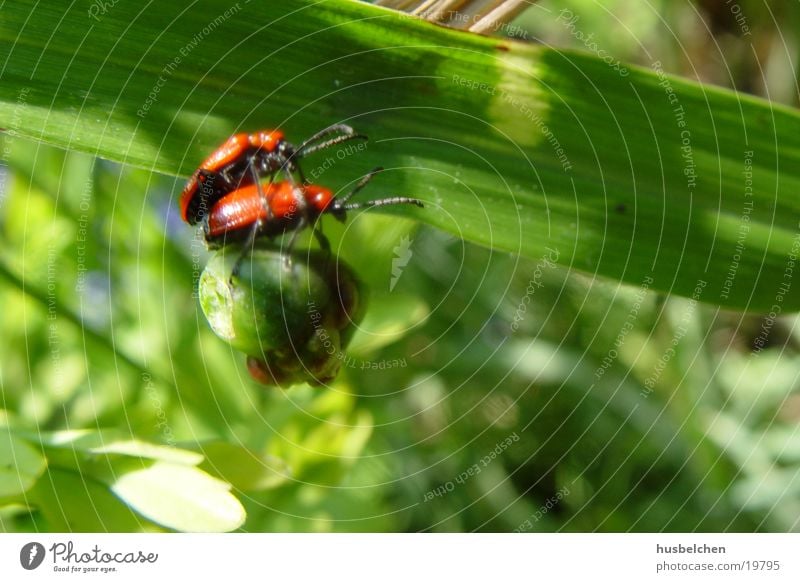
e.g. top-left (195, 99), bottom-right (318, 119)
top-left (198, 243), bottom-right (366, 387)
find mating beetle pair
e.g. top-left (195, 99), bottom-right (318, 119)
top-left (183, 124), bottom-right (421, 386)
top-left (179, 124), bottom-right (423, 251)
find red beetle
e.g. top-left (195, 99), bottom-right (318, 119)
top-left (203, 168), bottom-right (423, 251)
top-left (179, 124), bottom-right (365, 225)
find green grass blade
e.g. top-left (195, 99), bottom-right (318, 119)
top-left (1, 0), bottom-right (798, 311)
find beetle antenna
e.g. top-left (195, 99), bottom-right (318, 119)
top-left (338, 197), bottom-right (424, 212)
top-left (295, 123), bottom-right (368, 159)
top-left (334, 167), bottom-right (383, 207)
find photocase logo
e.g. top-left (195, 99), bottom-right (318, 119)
top-left (20, 542), bottom-right (45, 570)
top-left (390, 236), bottom-right (414, 291)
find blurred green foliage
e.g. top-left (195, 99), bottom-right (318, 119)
top-left (2, 0), bottom-right (800, 532)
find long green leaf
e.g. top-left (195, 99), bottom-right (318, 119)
top-left (1, 0), bottom-right (798, 311)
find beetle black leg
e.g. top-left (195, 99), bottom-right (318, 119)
top-left (248, 160), bottom-right (274, 222)
top-left (295, 163), bottom-right (308, 185)
top-left (229, 218), bottom-right (263, 283)
top-left (280, 216), bottom-right (307, 270)
top-left (283, 163), bottom-right (301, 186)
top-left (312, 220), bottom-right (331, 254)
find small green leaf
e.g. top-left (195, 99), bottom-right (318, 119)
top-left (0, 432), bottom-right (47, 498)
top-left (88, 441), bottom-right (203, 466)
top-left (347, 293), bottom-right (429, 355)
top-left (29, 468), bottom-right (144, 532)
top-left (37, 430), bottom-right (203, 465)
top-left (110, 462), bottom-right (246, 532)
top-left (37, 429), bottom-right (125, 449)
top-left (198, 442), bottom-right (291, 492)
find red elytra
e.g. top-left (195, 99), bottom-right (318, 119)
top-left (202, 171), bottom-right (423, 250)
top-left (179, 125), bottom-right (365, 225)
top-left (204, 181), bottom-right (330, 245)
